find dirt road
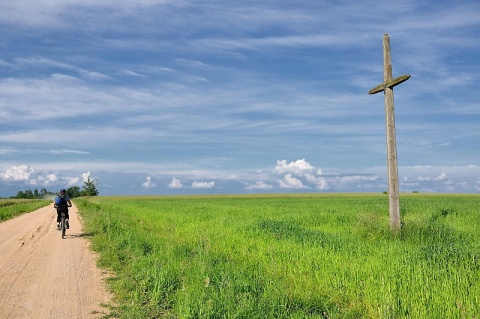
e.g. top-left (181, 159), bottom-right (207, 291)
top-left (0, 203), bottom-right (112, 319)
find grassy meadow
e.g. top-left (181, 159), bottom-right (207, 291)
top-left (76, 194), bottom-right (480, 319)
top-left (0, 198), bottom-right (51, 222)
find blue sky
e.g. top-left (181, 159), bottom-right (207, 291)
top-left (1, 0), bottom-right (479, 196)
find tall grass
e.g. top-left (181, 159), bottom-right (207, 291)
top-left (0, 198), bottom-right (51, 222)
top-left (77, 194), bottom-right (480, 318)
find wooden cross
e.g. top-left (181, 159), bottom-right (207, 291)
top-left (369, 34), bottom-right (410, 235)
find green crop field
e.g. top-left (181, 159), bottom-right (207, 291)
top-left (0, 198), bottom-right (51, 222)
top-left (76, 194), bottom-right (480, 319)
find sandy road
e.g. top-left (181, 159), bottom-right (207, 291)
top-left (0, 203), bottom-right (112, 319)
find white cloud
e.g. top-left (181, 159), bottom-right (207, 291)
top-left (82, 171), bottom-right (92, 182)
top-left (168, 177), bottom-right (183, 189)
top-left (142, 176), bottom-right (157, 190)
top-left (417, 172), bottom-right (448, 182)
top-left (475, 179), bottom-right (480, 192)
top-left (45, 173), bottom-right (58, 183)
top-left (0, 164), bottom-right (59, 187)
top-left (1, 160), bottom-right (480, 196)
top-left (122, 69), bottom-right (147, 78)
top-left (337, 175), bottom-right (379, 184)
top-left (0, 148), bottom-right (19, 155)
top-left (78, 69), bottom-right (111, 81)
top-left (0, 0), bottom-right (169, 29)
top-left (305, 174), bottom-right (329, 190)
top-left (245, 181), bottom-right (273, 190)
top-left (274, 159), bottom-right (326, 190)
top-left (274, 159), bottom-right (316, 175)
top-left (66, 176), bottom-right (81, 186)
top-left (49, 149), bottom-right (90, 155)
top-left (279, 173), bottom-right (308, 189)
top-left (0, 165), bottom-right (35, 182)
top-left (191, 181), bottom-right (215, 189)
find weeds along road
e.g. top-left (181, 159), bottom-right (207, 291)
top-left (0, 203), bottom-right (111, 319)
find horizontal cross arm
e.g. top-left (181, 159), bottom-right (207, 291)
top-left (368, 82), bottom-right (385, 95)
top-left (368, 74), bottom-right (411, 95)
top-left (388, 74), bottom-right (411, 89)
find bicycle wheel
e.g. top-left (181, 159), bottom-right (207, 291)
top-left (61, 214), bottom-right (66, 239)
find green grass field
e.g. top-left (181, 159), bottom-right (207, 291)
top-left (76, 194), bottom-right (480, 319)
top-left (0, 198), bottom-right (51, 222)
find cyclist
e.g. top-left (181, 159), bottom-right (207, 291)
top-left (54, 189), bottom-right (72, 229)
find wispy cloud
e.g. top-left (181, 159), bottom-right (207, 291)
top-left (49, 149), bottom-right (90, 155)
top-left (245, 181), bottom-right (273, 190)
top-left (191, 181), bottom-right (215, 189)
top-left (1, 1), bottom-right (479, 196)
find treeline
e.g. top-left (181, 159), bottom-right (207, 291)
top-left (9, 177), bottom-right (99, 199)
top-left (12, 188), bottom-right (54, 199)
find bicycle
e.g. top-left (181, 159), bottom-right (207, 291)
top-left (55, 204), bottom-right (71, 239)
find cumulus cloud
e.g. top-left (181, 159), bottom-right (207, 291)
top-left (3, 160), bottom-right (479, 196)
top-left (245, 181), bottom-right (273, 190)
top-left (0, 164), bottom-right (59, 186)
top-left (274, 159), bottom-right (319, 175)
top-left (305, 174), bottom-right (329, 190)
top-left (279, 173), bottom-right (308, 189)
top-left (274, 159), bottom-right (327, 190)
top-left (142, 176), bottom-right (157, 190)
top-left (0, 165), bottom-right (35, 182)
top-left (66, 176), bottom-right (81, 186)
top-left (44, 173), bottom-right (58, 184)
top-left (191, 181), bottom-right (215, 189)
top-left (168, 177), bottom-right (183, 189)
top-left (82, 171), bottom-right (92, 182)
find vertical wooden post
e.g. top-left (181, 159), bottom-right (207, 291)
top-left (369, 34), bottom-right (410, 235)
top-left (383, 35), bottom-right (401, 234)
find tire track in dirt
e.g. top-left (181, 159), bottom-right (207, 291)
top-left (0, 203), bottom-right (112, 318)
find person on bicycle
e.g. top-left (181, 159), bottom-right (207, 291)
top-left (54, 189), bottom-right (72, 229)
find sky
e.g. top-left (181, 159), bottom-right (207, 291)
top-left (1, 0), bottom-right (479, 197)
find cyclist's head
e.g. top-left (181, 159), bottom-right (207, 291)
top-left (60, 189), bottom-right (66, 194)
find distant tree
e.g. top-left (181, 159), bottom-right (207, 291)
top-left (14, 189), bottom-right (36, 199)
top-left (67, 186), bottom-right (82, 198)
top-left (16, 190), bottom-right (26, 199)
top-left (25, 189), bottom-right (34, 199)
top-left (81, 177), bottom-right (99, 196)
top-left (12, 188), bottom-right (56, 199)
